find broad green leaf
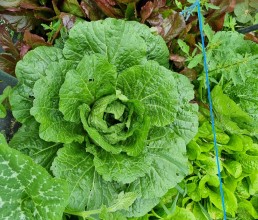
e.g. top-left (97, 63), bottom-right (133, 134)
top-left (127, 20), bottom-right (169, 68)
top-left (169, 73), bottom-right (198, 144)
top-left (63, 18), bottom-right (147, 72)
top-left (117, 61), bottom-right (179, 127)
top-left (198, 175), bottom-right (219, 198)
top-left (209, 186), bottom-right (237, 216)
top-left (88, 147), bottom-right (152, 184)
top-left (237, 200), bottom-right (258, 219)
top-left (9, 120), bottom-right (61, 170)
top-left (15, 46), bottom-right (64, 88)
top-left (222, 134), bottom-right (244, 152)
top-left (51, 143), bottom-right (119, 212)
top-left (10, 47), bottom-right (64, 123)
top-left (126, 128), bottom-right (188, 217)
top-left (0, 134), bottom-right (69, 219)
top-left (187, 140), bottom-right (201, 160)
top-left (9, 83), bottom-right (34, 123)
top-left (30, 61), bottom-right (84, 143)
top-left (223, 160), bottom-right (242, 178)
top-left (234, 152), bottom-right (258, 174)
top-left (59, 54), bottom-right (117, 123)
top-left (249, 173), bottom-right (258, 195)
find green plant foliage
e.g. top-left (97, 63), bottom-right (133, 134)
top-left (0, 133), bottom-right (69, 219)
top-left (6, 18), bottom-right (198, 219)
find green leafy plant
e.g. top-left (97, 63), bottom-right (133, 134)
top-left (2, 18), bottom-right (198, 219)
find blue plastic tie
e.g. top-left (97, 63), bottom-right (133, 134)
top-left (180, 1), bottom-right (227, 219)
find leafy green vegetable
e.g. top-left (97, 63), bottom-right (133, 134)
top-left (7, 18), bottom-right (198, 218)
top-left (0, 134), bottom-right (69, 219)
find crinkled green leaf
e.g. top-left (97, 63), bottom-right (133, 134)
top-left (9, 83), bottom-right (34, 123)
top-left (15, 46), bottom-right (64, 88)
top-left (117, 61), bottom-right (179, 127)
top-left (51, 143), bottom-right (119, 211)
top-left (10, 47), bottom-right (64, 123)
top-left (126, 128), bottom-right (188, 217)
top-left (88, 147), bottom-right (153, 184)
top-left (30, 61), bottom-right (84, 143)
top-left (234, 152), bottom-right (258, 174)
top-left (170, 73), bottom-right (198, 144)
top-left (59, 54), bottom-right (117, 123)
top-left (9, 120), bottom-right (61, 170)
top-left (63, 18), bottom-right (147, 72)
top-left (126, 20), bottom-right (169, 68)
top-left (108, 192), bottom-right (137, 212)
top-left (0, 134), bottom-right (69, 219)
top-left (99, 207), bottom-right (127, 220)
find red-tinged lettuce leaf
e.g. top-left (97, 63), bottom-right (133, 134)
top-left (0, 24), bottom-right (20, 74)
top-left (23, 30), bottom-right (50, 49)
top-left (206, 0), bottom-right (236, 31)
top-left (0, 10), bottom-right (40, 31)
top-left (244, 33), bottom-right (258, 44)
top-left (0, 53), bottom-right (17, 75)
top-left (140, 1), bottom-right (154, 23)
top-left (147, 9), bottom-right (186, 42)
top-left (95, 0), bottom-right (123, 18)
top-left (19, 1), bottom-right (54, 13)
top-left (80, 0), bottom-right (106, 20)
top-left (0, 24), bottom-right (19, 57)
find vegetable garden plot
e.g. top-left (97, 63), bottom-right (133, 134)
top-left (0, 18), bottom-right (198, 219)
top-left (0, 3), bottom-right (258, 219)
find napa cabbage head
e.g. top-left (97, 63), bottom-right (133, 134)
top-left (9, 18), bottom-right (198, 217)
